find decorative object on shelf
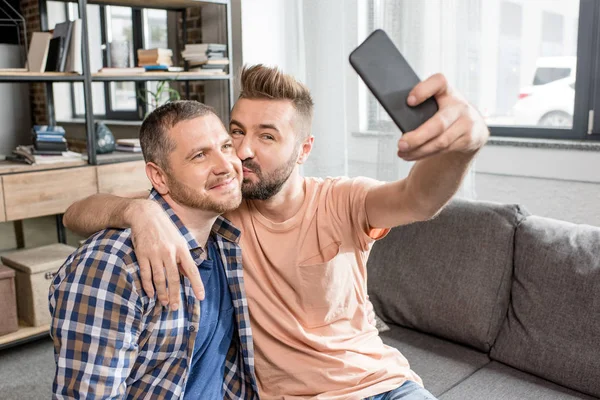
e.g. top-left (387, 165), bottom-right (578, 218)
top-left (94, 121), bottom-right (116, 154)
top-left (0, 0), bottom-right (28, 67)
top-left (137, 80), bottom-right (181, 117)
top-left (110, 40), bottom-right (131, 68)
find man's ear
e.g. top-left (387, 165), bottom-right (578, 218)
top-left (145, 162), bottom-right (169, 195)
top-left (297, 136), bottom-right (314, 165)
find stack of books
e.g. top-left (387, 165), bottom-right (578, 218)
top-left (7, 145), bottom-right (83, 165)
top-left (182, 44), bottom-right (229, 74)
top-left (26, 20), bottom-right (82, 73)
top-left (137, 48), bottom-right (175, 71)
top-left (116, 138), bottom-right (141, 153)
top-left (33, 125), bottom-right (68, 154)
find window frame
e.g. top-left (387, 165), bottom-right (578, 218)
top-left (65, 3), bottom-right (146, 121)
top-left (364, 0), bottom-right (600, 141)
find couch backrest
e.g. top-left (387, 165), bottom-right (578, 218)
top-left (490, 216), bottom-right (600, 398)
top-left (367, 198), bottom-right (528, 352)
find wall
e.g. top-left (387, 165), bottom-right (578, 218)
top-left (474, 144), bottom-right (600, 226)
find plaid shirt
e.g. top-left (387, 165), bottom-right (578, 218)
top-left (49, 190), bottom-right (258, 399)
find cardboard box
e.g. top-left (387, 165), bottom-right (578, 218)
top-left (1, 244), bottom-right (75, 327)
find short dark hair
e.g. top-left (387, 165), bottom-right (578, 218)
top-left (139, 100), bottom-right (216, 170)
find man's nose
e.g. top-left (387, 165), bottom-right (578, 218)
top-left (236, 136), bottom-right (255, 160)
top-left (213, 151), bottom-right (234, 175)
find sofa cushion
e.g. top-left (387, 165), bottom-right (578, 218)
top-left (368, 198), bottom-right (528, 352)
top-left (380, 324), bottom-right (490, 397)
top-left (490, 216), bottom-right (600, 398)
top-left (439, 361), bottom-right (598, 400)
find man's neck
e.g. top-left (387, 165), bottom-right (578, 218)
top-left (251, 170), bottom-right (305, 223)
top-left (163, 196), bottom-right (218, 248)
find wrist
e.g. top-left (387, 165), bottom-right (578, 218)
top-left (123, 198), bottom-right (158, 229)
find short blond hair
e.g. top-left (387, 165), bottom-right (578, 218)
top-left (239, 64), bottom-right (314, 139)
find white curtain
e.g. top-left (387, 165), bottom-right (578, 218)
top-left (299, 0), bottom-right (477, 199)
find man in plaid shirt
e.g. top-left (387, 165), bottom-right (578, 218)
top-left (49, 101), bottom-right (258, 399)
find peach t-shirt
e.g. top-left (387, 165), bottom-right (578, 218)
top-left (225, 176), bottom-right (422, 399)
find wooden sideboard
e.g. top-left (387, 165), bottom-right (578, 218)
top-left (0, 160), bottom-right (150, 222)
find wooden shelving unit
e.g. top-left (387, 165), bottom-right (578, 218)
top-left (54, 0), bottom-right (228, 9)
top-left (0, 71), bottom-right (84, 82)
top-left (0, 0), bottom-right (233, 350)
top-left (92, 71), bottom-right (230, 82)
top-left (1, 0), bottom-right (234, 165)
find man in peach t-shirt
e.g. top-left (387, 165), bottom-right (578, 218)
top-left (64, 65), bottom-right (488, 399)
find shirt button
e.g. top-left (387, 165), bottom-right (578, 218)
top-left (189, 326), bottom-right (196, 332)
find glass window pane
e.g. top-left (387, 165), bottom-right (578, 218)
top-left (143, 9), bottom-right (168, 49)
top-left (107, 6), bottom-right (136, 112)
top-left (367, 0), bottom-right (580, 130)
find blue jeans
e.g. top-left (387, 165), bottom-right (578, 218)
top-left (365, 381), bottom-right (438, 400)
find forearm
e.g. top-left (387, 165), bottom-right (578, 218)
top-left (63, 193), bottom-right (149, 237)
top-left (406, 150), bottom-right (477, 219)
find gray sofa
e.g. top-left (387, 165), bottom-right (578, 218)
top-left (367, 199), bottom-right (600, 400)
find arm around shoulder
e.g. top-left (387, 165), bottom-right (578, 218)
top-left (63, 191), bottom-right (151, 237)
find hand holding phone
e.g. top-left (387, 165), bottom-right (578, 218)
top-left (350, 29), bottom-right (489, 161)
top-left (349, 29), bottom-right (438, 134)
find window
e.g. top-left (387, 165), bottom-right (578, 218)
top-left (362, 0), bottom-right (600, 140)
top-left (47, 2), bottom-right (169, 121)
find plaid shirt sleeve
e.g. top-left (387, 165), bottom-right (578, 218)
top-left (49, 247), bottom-right (145, 399)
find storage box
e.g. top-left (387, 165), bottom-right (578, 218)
top-left (1, 244), bottom-right (75, 327)
top-left (0, 264), bottom-right (19, 336)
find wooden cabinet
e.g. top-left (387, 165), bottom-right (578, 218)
top-left (0, 177), bottom-right (5, 222)
top-left (96, 160), bottom-right (150, 195)
top-left (2, 167), bottom-right (97, 220)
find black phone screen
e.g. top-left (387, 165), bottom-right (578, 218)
top-left (349, 29), bottom-right (438, 133)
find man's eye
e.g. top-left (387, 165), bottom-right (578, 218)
top-left (262, 134), bottom-right (275, 141)
top-left (223, 143), bottom-right (233, 149)
top-left (193, 153), bottom-right (205, 159)
top-left (230, 129), bottom-right (244, 136)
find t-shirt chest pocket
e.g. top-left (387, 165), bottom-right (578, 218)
top-left (297, 241), bottom-right (354, 328)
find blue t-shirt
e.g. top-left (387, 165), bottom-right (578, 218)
top-left (183, 236), bottom-right (235, 399)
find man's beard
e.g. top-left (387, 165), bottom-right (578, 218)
top-left (166, 173), bottom-right (241, 214)
top-left (241, 151), bottom-right (297, 201)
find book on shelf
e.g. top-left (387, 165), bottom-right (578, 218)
top-left (138, 48), bottom-right (173, 57)
top-left (183, 43), bottom-right (227, 53)
top-left (116, 139), bottom-right (142, 152)
top-left (45, 37), bottom-right (64, 72)
top-left (34, 140), bottom-right (68, 152)
top-left (27, 32), bottom-right (52, 72)
top-left (188, 58), bottom-right (229, 67)
top-left (51, 21), bottom-right (74, 72)
top-left (33, 135), bottom-right (67, 143)
top-left (137, 48), bottom-right (173, 68)
top-left (97, 67), bottom-right (146, 74)
top-left (116, 138), bottom-right (140, 147)
top-left (33, 125), bottom-right (66, 135)
top-left (65, 19), bottom-right (82, 73)
top-left (142, 65), bottom-right (171, 71)
top-left (116, 145), bottom-right (141, 153)
top-left (188, 67), bottom-right (227, 75)
top-left (27, 19), bottom-right (81, 74)
top-left (8, 145), bottom-right (82, 165)
top-left (182, 43), bottom-right (227, 66)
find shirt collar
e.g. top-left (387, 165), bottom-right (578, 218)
top-left (148, 189), bottom-right (241, 250)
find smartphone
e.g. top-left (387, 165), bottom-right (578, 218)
top-left (349, 29), bottom-right (438, 133)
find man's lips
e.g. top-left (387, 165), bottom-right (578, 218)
top-left (208, 177), bottom-right (236, 190)
top-left (242, 167), bottom-right (255, 174)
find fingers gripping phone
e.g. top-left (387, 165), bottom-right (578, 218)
top-left (349, 29), bottom-right (438, 133)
